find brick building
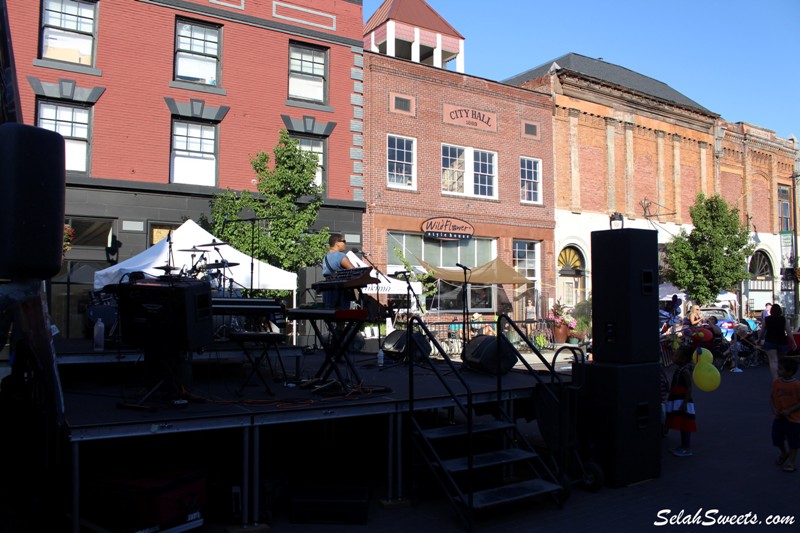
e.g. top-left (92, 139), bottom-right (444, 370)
top-left (363, 0), bottom-right (556, 322)
top-left (5, 0), bottom-right (365, 336)
top-left (506, 53), bottom-right (799, 316)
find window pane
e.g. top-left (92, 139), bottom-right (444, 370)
top-left (387, 135), bottom-right (414, 187)
top-left (520, 157), bottom-right (540, 203)
top-left (442, 144), bottom-right (465, 193)
top-left (175, 21), bottom-right (220, 86)
top-left (424, 238), bottom-right (440, 266)
top-left (473, 150), bottom-right (495, 197)
top-left (289, 44), bottom-right (326, 102)
top-left (42, 0), bottom-right (95, 65)
top-left (441, 240), bottom-right (459, 266)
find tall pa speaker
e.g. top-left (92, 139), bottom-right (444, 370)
top-left (591, 228), bottom-right (659, 363)
top-left (0, 123), bottom-right (65, 279)
top-left (575, 361), bottom-right (662, 487)
top-left (463, 335), bottom-right (517, 375)
top-left (382, 330), bottom-right (432, 361)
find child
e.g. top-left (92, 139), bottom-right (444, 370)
top-left (723, 326), bottom-right (748, 373)
top-left (665, 345), bottom-right (696, 457)
top-left (771, 357), bottom-right (800, 473)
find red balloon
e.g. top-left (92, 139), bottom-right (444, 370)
top-left (690, 327), bottom-right (712, 345)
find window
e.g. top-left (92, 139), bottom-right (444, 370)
top-left (779, 185), bottom-right (791, 233)
top-left (387, 134), bottom-right (416, 189)
top-left (41, 0), bottom-right (97, 66)
top-left (38, 100), bottom-right (90, 172)
top-left (520, 157), bottom-right (541, 204)
top-left (296, 136), bottom-right (325, 188)
top-left (386, 231), bottom-right (494, 271)
top-left (175, 19), bottom-right (220, 86)
top-left (442, 145), bottom-right (465, 193)
top-left (513, 240), bottom-right (539, 280)
top-left (521, 121), bottom-right (540, 140)
top-left (441, 144), bottom-right (497, 199)
top-left (289, 43), bottom-right (327, 104)
top-left (390, 92), bottom-right (415, 116)
top-left (170, 120), bottom-right (217, 186)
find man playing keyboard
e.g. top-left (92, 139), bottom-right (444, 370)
top-left (322, 233), bottom-right (355, 309)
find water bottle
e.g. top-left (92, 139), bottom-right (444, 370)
top-left (377, 348), bottom-right (384, 367)
top-left (93, 318), bottom-right (105, 352)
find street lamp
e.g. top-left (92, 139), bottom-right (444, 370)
top-left (609, 211), bottom-right (624, 230)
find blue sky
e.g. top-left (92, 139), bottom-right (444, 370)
top-left (363, 0), bottom-right (800, 142)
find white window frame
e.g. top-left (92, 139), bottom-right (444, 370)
top-left (170, 120), bottom-right (217, 186)
top-left (513, 239), bottom-right (540, 281)
top-left (38, 100), bottom-right (90, 173)
top-left (41, 0), bottom-right (97, 66)
top-left (288, 42), bottom-right (327, 104)
top-left (778, 185), bottom-right (791, 233)
top-left (174, 19), bottom-right (221, 86)
top-left (520, 157), bottom-right (542, 204)
top-left (441, 143), bottom-right (498, 199)
top-left (387, 134), bottom-right (416, 190)
top-left (295, 136), bottom-right (325, 188)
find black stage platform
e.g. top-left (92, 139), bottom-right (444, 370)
top-left (51, 336), bottom-right (559, 532)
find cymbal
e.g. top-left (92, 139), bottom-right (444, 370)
top-left (179, 246), bottom-right (206, 253)
top-left (153, 264), bottom-right (180, 272)
top-left (196, 240), bottom-right (228, 247)
top-left (205, 261), bottom-right (239, 269)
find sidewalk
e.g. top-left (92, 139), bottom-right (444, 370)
top-left (259, 362), bottom-right (798, 532)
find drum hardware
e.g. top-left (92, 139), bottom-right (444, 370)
top-left (154, 264), bottom-right (180, 272)
top-left (179, 246), bottom-right (207, 253)
top-left (205, 261), bottom-right (239, 269)
top-left (196, 240), bottom-right (228, 247)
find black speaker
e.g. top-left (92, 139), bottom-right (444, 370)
top-left (117, 279), bottom-right (213, 351)
top-left (591, 228), bottom-right (659, 363)
top-left (0, 123), bottom-right (65, 279)
top-left (575, 362), bottom-right (662, 487)
top-left (463, 335), bottom-right (517, 375)
top-left (382, 330), bottom-right (432, 361)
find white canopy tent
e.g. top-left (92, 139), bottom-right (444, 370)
top-left (94, 219), bottom-right (297, 293)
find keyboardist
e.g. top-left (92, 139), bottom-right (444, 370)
top-left (321, 233), bottom-right (355, 309)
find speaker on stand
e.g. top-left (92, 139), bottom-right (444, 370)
top-left (577, 228), bottom-right (661, 487)
top-left (382, 329), bottom-right (432, 362)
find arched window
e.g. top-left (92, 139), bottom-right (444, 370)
top-left (557, 246), bottom-right (586, 306)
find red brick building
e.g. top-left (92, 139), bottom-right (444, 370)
top-left (363, 0), bottom-right (556, 321)
top-left (6, 0), bottom-right (365, 336)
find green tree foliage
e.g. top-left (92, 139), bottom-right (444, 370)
top-left (663, 193), bottom-right (754, 306)
top-left (208, 130), bottom-right (329, 294)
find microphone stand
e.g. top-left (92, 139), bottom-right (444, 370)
top-left (456, 264), bottom-right (471, 357)
top-left (356, 250), bottom-right (392, 347)
top-left (220, 217), bottom-right (271, 293)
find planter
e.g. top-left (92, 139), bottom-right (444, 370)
top-left (567, 337), bottom-right (580, 345)
top-left (552, 323), bottom-right (570, 344)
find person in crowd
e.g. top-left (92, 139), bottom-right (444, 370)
top-left (762, 303), bottom-right (773, 325)
top-left (704, 315), bottom-right (723, 339)
top-left (723, 326), bottom-right (748, 373)
top-left (321, 233), bottom-right (354, 309)
top-left (471, 312), bottom-right (495, 336)
top-left (525, 299), bottom-right (537, 337)
top-left (665, 345), bottom-right (696, 457)
top-left (684, 304), bottom-right (702, 328)
top-left (770, 357), bottom-right (800, 473)
top-left (758, 303), bottom-right (797, 381)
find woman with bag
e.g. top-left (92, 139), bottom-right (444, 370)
top-left (758, 303), bottom-right (797, 381)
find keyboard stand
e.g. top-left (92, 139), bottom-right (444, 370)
top-left (229, 331), bottom-right (286, 395)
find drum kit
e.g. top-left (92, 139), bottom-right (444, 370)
top-left (153, 239), bottom-right (242, 295)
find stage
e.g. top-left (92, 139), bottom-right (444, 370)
top-left (51, 335), bottom-right (567, 532)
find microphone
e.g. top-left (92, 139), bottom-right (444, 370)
top-left (393, 270), bottom-right (410, 277)
top-left (351, 248), bottom-right (362, 255)
top-left (456, 263), bottom-right (471, 271)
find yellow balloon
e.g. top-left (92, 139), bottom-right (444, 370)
top-left (692, 347), bottom-right (713, 366)
top-left (693, 361), bottom-right (721, 392)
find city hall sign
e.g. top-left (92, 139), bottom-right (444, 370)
top-left (422, 217), bottom-right (474, 240)
top-left (442, 104), bottom-right (497, 133)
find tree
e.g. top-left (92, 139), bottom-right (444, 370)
top-left (207, 130), bottom-right (330, 294)
top-left (663, 193), bottom-right (755, 306)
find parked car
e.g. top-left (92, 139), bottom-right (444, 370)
top-left (700, 307), bottom-right (738, 340)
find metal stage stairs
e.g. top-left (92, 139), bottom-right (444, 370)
top-left (400, 315), bottom-right (572, 531)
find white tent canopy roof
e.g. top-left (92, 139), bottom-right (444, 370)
top-left (94, 219), bottom-right (297, 291)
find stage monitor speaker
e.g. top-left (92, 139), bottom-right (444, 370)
top-left (118, 279), bottom-right (213, 351)
top-left (382, 330), bottom-right (432, 361)
top-left (0, 123), bottom-right (65, 280)
top-left (575, 362), bottom-right (662, 487)
top-left (591, 228), bottom-right (659, 363)
top-left (463, 335), bottom-right (517, 375)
